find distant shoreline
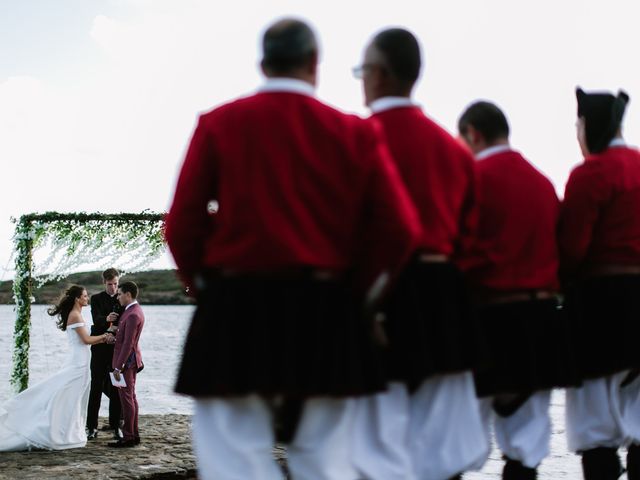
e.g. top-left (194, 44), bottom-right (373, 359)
top-left (0, 269), bottom-right (194, 306)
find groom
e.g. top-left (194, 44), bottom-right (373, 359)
top-left (109, 281), bottom-right (145, 448)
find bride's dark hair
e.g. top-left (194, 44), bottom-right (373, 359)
top-left (47, 285), bottom-right (85, 331)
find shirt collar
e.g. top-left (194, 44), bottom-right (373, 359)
top-left (125, 300), bottom-right (138, 311)
top-left (476, 144), bottom-right (512, 160)
top-left (609, 137), bottom-right (627, 148)
top-left (369, 96), bottom-right (417, 114)
top-left (258, 77), bottom-right (315, 97)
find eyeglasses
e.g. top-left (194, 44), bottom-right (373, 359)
top-left (352, 63), bottom-right (385, 79)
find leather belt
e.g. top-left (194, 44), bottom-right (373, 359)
top-left (417, 253), bottom-right (449, 264)
top-left (587, 264), bottom-right (640, 277)
top-left (475, 290), bottom-right (557, 306)
top-left (215, 267), bottom-right (340, 281)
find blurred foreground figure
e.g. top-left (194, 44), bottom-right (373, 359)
top-left (458, 101), bottom-right (579, 480)
top-left (165, 18), bottom-right (420, 480)
top-left (351, 27), bottom-right (487, 480)
top-left (560, 87), bottom-right (640, 480)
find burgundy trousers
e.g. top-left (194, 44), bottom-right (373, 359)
top-left (118, 367), bottom-right (139, 441)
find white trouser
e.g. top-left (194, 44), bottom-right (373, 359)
top-left (408, 372), bottom-right (489, 480)
top-left (193, 395), bottom-right (360, 480)
top-left (566, 370), bottom-right (640, 452)
top-left (480, 389), bottom-right (552, 469)
top-left (351, 382), bottom-right (415, 480)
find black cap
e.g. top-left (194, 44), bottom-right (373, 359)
top-left (576, 87), bottom-right (630, 154)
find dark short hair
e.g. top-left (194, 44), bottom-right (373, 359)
top-left (102, 268), bottom-right (120, 281)
top-left (372, 28), bottom-right (421, 87)
top-left (261, 18), bottom-right (317, 74)
top-left (458, 101), bottom-right (510, 143)
top-left (119, 281), bottom-right (138, 299)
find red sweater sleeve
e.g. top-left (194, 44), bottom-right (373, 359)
top-left (165, 115), bottom-right (218, 288)
top-left (558, 162), bottom-right (608, 276)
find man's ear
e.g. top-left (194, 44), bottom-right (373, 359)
top-left (307, 51), bottom-right (318, 76)
top-left (465, 125), bottom-right (478, 145)
top-left (259, 59), bottom-right (270, 77)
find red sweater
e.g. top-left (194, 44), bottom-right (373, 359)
top-left (558, 146), bottom-right (640, 277)
top-left (458, 149), bottom-right (560, 291)
top-left (165, 90), bottom-right (421, 291)
top-left (371, 106), bottom-right (476, 256)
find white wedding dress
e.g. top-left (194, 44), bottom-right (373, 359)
top-left (0, 322), bottom-right (91, 451)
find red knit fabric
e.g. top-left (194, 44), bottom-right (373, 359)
top-left (559, 146), bottom-right (640, 276)
top-left (458, 150), bottom-right (560, 291)
top-left (371, 106), bottom-right (477, 256)
top-left (165, 91), bottom-right (421, 291)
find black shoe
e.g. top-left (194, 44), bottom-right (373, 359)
top-left (108, 438), bottom-right (137, 448)
top-left (134, 436), bottom-right (141, 445)
top-left (581, 447), bottom-right (623, 480)
top-left (86, 428), bottom-right (98, 440)
top-left (503, 457), bottom-right (537, 480)
top-left (628, 444), bottom-right (640, 480)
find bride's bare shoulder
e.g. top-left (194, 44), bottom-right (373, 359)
top-left (66, 311), bottom-right (83, 325)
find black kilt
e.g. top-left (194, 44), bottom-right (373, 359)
top-left (174, 272), bottom-right (386, 398)
top-left (383, 261), bottom-right (482, 390)
top-left (473, 297), bottom-right (581, 397)
top-left (564, 274), bottom-right (640, 380)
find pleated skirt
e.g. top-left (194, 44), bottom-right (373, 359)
top-left (473, 297), bottom-right (581, 397)
top-left (383, 261), bottom-right (483, 390)
top-left (174, 273), bottom-right (386, 398)
top-left (563, 274), bottom-right (640, 380)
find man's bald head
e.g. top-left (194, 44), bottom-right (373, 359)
top-left (261, 19), bottom-right (318, 77)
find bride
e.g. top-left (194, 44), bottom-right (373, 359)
top-left (0, 285), bottom-right (112, 451)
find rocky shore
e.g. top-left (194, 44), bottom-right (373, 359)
top-left (0, 269), bottom-right (194, 306)
top-left (0, 414), bottom-right (289, 480)
top-left (0, 415), bottom-right (195, 479)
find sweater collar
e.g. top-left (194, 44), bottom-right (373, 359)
top-left (476, 144), bottom-right (512, 160)
top-left (369, 96), bottom-right (418, 114)
top-left (258, 78), bottom-right (315, 97)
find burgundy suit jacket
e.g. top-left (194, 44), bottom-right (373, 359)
top-left (113, 302), bottom-right (145, 371)
top-left (165, 85), bottom-right (421, 294)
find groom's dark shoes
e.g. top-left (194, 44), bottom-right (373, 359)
top-left (87, 428), bottom-right (98, 440)
top-left (100, 424), bottom-right (123, 440)
top-left (108, 437), bottom-right (138, 448)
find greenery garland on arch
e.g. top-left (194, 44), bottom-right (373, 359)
top-left (11, 211), bottom-right (165, 393)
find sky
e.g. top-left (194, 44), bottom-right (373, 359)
top-left (1, 0), bottom-right (640, 280)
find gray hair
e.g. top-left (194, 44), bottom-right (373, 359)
top-left (262, 19), bottom-right (318, 73)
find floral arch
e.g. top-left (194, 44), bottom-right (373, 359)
top-left (11, 211), bottom-right (165, 392)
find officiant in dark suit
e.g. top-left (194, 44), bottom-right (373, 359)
top-left (86, 268), bottom-right (123, 440)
